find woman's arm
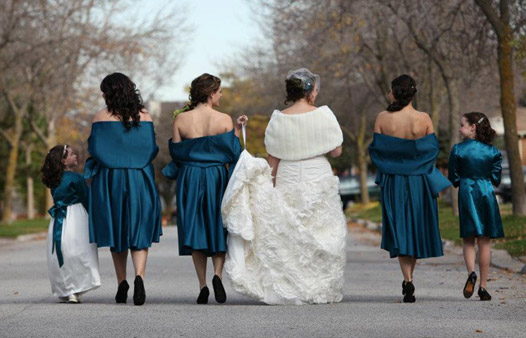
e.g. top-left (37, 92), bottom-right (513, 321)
top-left (172, 114), bottom-right (183, 142)
top-left (491, 149), bottom-right (503, 187)
top-left (268, 154), bottom-right (280, 187)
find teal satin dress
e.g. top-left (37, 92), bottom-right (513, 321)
top-left (369, 133), bottom-right (451, 259)
top-left (48, 171), bottom-right (89, 266)
top-left (85, 121), bottom-right (162, 253)
top-left (163, 129), bottom-right (241, 256)
top-left (448, 139), bottom-right (504, 238)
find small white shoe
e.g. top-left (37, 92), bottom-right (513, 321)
top-left (68, 294), bottom-right (79, 304)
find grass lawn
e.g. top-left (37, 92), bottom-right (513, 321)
top-left (348, 201), bottom-right (526, 257)
top-left (0, 218), bottom-right (49, 238)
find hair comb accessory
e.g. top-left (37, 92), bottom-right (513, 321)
top-left (62, 145), bottom-right (68, 157)
top-left (477, 117), bottom-right (484, 124)
top-left (286, 68), bottom-right (320, 93)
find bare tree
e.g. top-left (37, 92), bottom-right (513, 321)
top-left (475, 0), bottom-right (526, 215)
top-left (0, 0), bottom-right (189, 221)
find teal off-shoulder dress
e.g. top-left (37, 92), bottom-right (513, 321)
top-left (369, 133), bottom-right (451, 259)
top-left (448, 138), bottom-right (504, 239)
top-left (85, 121), bottom-right (163, 253)
top-left (163, 129), bottom-right (241, 256)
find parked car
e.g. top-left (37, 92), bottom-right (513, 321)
top-left (494, 166), bottom-right (526, 202)
top-left (492, 150), bottom-right (526, 202)
top-left (338, 174), bottom-right (380, 208)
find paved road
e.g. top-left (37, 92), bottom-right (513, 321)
top-left (1, 225), bottom-right (525, 338)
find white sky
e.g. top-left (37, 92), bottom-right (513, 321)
top-left (140, 0), bottom-right (263, 101)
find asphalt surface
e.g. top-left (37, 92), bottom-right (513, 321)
top-left (1, 225), bottom-right (525, 338)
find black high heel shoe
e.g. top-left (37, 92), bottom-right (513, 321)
top-left (463, 271), bottom-right (477, 299)
top-left (402, 280), bottom-right (416, 303)
top-left (197, 286), bottom-right (210, 304)
top-left (212, 275), bottom-right (227, 304)
top-left (133, 275), bottom-right (146, 306)
top-left (115, 280), bottom-right (129, 304)
top-left (478, 287), bottom-right (492, 301)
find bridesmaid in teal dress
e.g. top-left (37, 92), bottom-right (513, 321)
top-left (163, 73), bottom-right (246, 304)
top-left (369, 75), bottom-right (451, 303)
top-left (448, 112), bottom-right (503, 301)
top-left (85, 73), bottom-right (162, 306)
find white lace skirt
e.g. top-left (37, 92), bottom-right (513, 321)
top-left (223, 151), bottom-right (347, 305)
top-left (47, 203), bottom-right (101, 298)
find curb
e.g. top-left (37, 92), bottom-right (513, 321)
top-left (350, 217), bottom-right (526, 275)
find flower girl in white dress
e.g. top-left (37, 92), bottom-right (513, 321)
top-left (222, 68), bottom-right (347, 304)
top-left (41, 145), bottom-right (100, 303)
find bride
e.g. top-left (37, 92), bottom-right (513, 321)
top-left (222, 68), bottom-right (347, 305)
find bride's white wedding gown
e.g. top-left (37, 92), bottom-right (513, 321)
top-left (222, 149), bottom-right (347, 305)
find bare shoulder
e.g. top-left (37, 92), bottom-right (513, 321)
top-left (416, 111), bottom-right (433, 124)
top-left (92, 109), bottom-right (112, 123)
top-left (415, 110), bottom-right (434, 133)
top-left (173, 110), bottom-right (188, 125)
top-left (139, 109), bottom-right (153, 122)
top-left (377, 110), bottom-right (390, 118)
top-left (215, 111), bottom-right (234, 129)
top-left (375, 110), bottom-right (391, 122)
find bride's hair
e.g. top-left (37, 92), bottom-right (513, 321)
top-left (386, 74), bottom-right (417, 112)
top-left (284, 68), bottom-right (319, 105)
top-left (41, 145), bottom-right (68, 189)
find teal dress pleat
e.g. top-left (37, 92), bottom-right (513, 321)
top-left (369, 133), bottom-right (451, 259)
top-left (163, 129), bottom-right (241, 256)
top-left (448, 139), bottom-right (504, 238)
top-left (48, 171), bottom-right (89, 266)
top-left (84, 121), bottom-right (162, 253)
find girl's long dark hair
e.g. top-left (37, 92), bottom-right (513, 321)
top-left (463, 112), bottom-right (496, 144)
top-left (387, 74), bottom-right (417, 112)
top-left (100, 73), bottom-right (144, 130)
top-left (41, 145), bottom-right (68, 189)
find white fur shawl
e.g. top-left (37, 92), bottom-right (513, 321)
top-left (264, 105), bottom-right (343, 161)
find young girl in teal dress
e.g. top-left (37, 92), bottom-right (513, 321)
top-left (41, 145), bottom-right (100, 303)
top-left (448, 112), bottom-right (504, 301)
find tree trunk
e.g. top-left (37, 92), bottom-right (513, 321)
top-left (442, 75), bottom-right (461, 215)
top-left (45, 119), bottom-right (56, 213)
top-left (498, 31), bottom-right (526, 215)
top-left (357, 145), bottom-right (370, 205)
top-left (428, 59), bottom-right (440, 136)
top-left (356, 112), bottom-right (371, 205)
top-left (2, 101), bottom-right (25, 223)
top-left (26, 145), bottom-right (34, 219)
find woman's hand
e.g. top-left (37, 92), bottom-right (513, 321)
top-left (329, 146), bottom-right (342, 158)
top-left (236, 115), bottom-right (248, 130)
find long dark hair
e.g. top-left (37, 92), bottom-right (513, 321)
top-left (41, 145), bottom-right (68, 189)
top-left (100, 73), bottom-right (144, 130)
top-left (175, 74), bottom-right (221, 115)
top-left (386, 75), bottom-right (417, 112)
top-left (463, 112), bottom-right (496, 144)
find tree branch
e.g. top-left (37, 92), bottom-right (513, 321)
top-left (26, 115), bottom-right (48, 147)
top-left (474, 0), bottom-right (506, 36)
top-left (0, 128), bottom-right (13, 145)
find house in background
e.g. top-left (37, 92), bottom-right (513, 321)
top-left (489, 107), bottom-right (526, 165)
